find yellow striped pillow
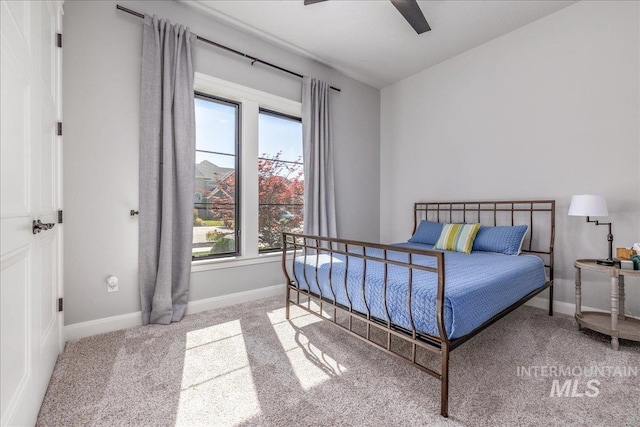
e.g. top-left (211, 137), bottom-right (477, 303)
top-left (434, 223), bottom-right (481, 254)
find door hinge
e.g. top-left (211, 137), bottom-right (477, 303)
top-left (57, 122), bottom-right (62, 136)
top-left (56, 33), bottom-right (62, 48)
top-left (58, 210), bottom-right (63, 224)
top-left (58, 298), bottom-right (63, 312)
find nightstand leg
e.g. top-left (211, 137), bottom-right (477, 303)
top-left (575, 267), bottom-right (582, 329)
top-left (618, 275), bottom-right (625, 321)
top-left (611, 276), bottom-right (619, 351)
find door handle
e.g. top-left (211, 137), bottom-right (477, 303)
top-left (33, 219), bottom-right (55, 234)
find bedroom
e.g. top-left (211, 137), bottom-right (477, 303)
top-left (1, 0), bottom-right (638, 425)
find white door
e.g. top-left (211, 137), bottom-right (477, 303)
top-left (1, 1), bottom-right (63, 425)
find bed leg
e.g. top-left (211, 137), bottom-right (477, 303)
top-left (440, 342), bottom-right (450, 418)
top-left (285, 286), bottom-right (291, 320)
top-left (548, 284), bottom-right (554, 316)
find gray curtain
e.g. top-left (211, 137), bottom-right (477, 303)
top-left (139, 15), bottom-right (196, 325)
top-left (302, 77), bottom-right (337, 237)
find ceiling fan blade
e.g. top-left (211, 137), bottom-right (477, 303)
top-left (304, 0), bottom-right (327, 5)
top-left (390, 0), bottom-right (431, 34)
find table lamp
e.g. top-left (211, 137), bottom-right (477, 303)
top-left (568, 194), bottom-right (614, 266)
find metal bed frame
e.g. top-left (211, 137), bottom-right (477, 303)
top-left (281, 200), bottom-right (555, 417)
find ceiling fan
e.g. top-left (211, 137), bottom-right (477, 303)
top-left (304, 0), bottom-right (431, 34)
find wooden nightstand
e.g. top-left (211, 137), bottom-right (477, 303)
top-left (575, 259), bottom-right (640, 350)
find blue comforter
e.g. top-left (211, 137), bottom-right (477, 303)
top-left (293, 242), bottom-right (547, 340)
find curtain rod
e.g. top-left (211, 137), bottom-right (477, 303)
top-left (116, 4), bottom-right (341, 93)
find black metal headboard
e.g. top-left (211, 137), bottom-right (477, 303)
top-left (414, 200), bottom-right (555, 280)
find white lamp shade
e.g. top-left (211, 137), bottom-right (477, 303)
top-left (568, 194), bottom-right (609, 217)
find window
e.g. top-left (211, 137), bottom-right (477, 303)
top-left (193, 94), bottom-right (240, 259)
top-left (192, 73), bottom-right (304, 263)
top-left (258, 109), bottom-right (304, 251)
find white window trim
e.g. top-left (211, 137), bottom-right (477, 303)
top-left (193, 73), bottom-right (302, 271)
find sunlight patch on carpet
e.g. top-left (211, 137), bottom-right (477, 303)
top-left (268, 301), bottom-right (335, 326)
top-left (176, 320), bottom-right (260, 425)
top-left (185, 319), bottom-right (243, 349)
top-left (269, 310), bottom-right (347, 390)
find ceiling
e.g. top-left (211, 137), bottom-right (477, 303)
top-left (182, 0), bottom-right (576, 89)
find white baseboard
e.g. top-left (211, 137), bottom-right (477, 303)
top-left (526, 296), bottom-right (577, 316)
top-left (184, 284), bottom-right (285, 315)
top-left (525, 296), bottom-right (638, 319)
top-left (64, 311), bottom-right (143, 342)
top-left (64, 284), bottom-right (285, 342)
top-left (65, 286), bottom-right (633, 342)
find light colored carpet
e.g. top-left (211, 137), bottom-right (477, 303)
top-left (38, 296), bottom-right (640, 426)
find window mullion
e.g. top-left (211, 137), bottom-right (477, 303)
top-left (241, 100), bottom-right (260, 258)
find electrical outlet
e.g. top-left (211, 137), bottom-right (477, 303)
top-left (107, 275), bottom-right (119, 293)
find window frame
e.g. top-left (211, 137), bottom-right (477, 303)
top-left (192, 73), bottom-right (302, 269)
top-left (193, 92), bottom-right (242, 260)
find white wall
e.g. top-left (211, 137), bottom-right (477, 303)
top-left (381, 1), bottom-right (640, 314)
top-left (63, 0), bottom-right (380, 325)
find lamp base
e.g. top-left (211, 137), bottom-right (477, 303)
top-left (596, 258), bottom-right (615, 266)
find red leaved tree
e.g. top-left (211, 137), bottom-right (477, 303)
top-left (258, 151), bottom-right (304, 249)
top-left (205, 151), bottom-right (304, 250)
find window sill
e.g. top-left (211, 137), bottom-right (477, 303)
top-left (191, 251), bottom-right (291, 273)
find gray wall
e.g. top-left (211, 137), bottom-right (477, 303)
top-left (380, 1), bottom-right (640, 315)
top-left (63, 0), bottom-right (380, 325)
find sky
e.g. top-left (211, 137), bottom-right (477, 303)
top-left (195, 97), bottom-right (302, 170)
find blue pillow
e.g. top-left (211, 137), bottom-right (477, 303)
top-left (408, 220), bottom-right (443, 245)
top-left (472, 225), bottom-right (528, 255)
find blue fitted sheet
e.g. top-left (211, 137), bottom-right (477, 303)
top-left (292, 242), bottom-right (547, 340)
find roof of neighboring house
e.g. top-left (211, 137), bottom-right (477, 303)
top-left (208, 186), bottom-right (233, 200)
top-left (195, 160), bottom-right (234, 181)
